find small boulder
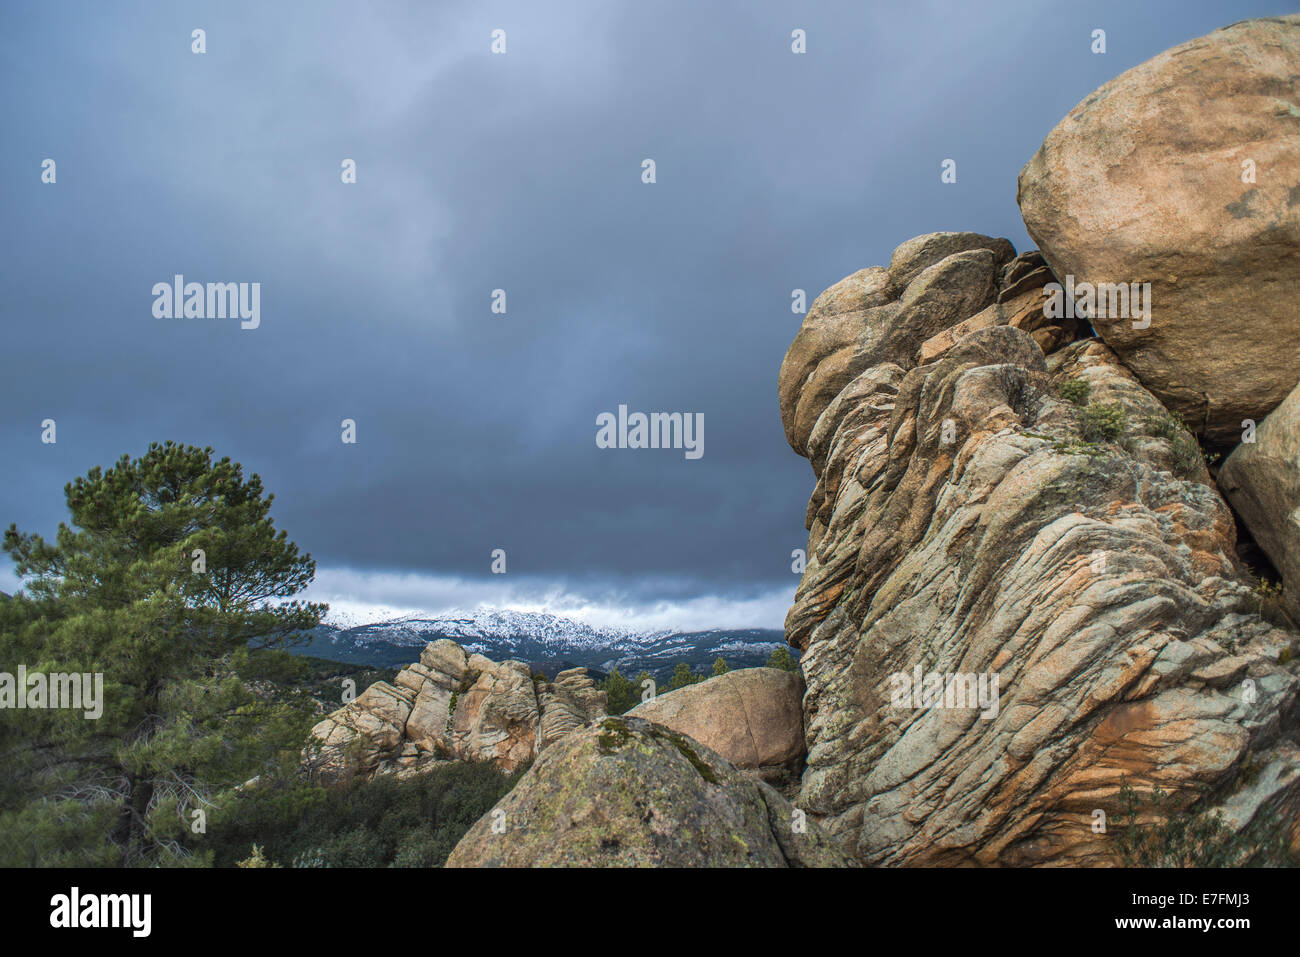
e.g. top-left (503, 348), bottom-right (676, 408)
top-left (628, 667), bottom-right (806, 787)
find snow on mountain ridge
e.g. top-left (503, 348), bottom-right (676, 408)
top-left (300, 606), bottom-right (790, 677)
top-left (322, 606), bottom-right (682, 651)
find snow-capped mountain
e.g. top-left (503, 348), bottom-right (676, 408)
top-left (291, 607), bottom-right (793, 681)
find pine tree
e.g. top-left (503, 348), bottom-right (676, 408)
top-left (765, 646), bottom-right (798, 672)
top-left (0, 442), bottom-right (324, 866)
top-left (598, 668), bottom-right (638, 714)
top-left (711, 657), bottom-right (729, 677)
top-left (668, 662), bottom-right (705, 690)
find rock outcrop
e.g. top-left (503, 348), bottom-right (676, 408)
top-left (446, 717), bottom-right (855, 867)
top-left (1017, 15), bottom-right (1300, 441)
top-left (307, 640), bottom-right (606, 783)
top-left (1219, 380), bottom-right (1300, 624)
top-left (628, 667), bottom-right (805, 790)
top-left (780, 230), bottom-right (1300, 866)
top-left (779, 233), bottom-right (1026, 457)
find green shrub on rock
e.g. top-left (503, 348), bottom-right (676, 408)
top-left (1080, 401), bottom-right (1127, 442)
top-left (1057, 378), bottom-right (1091, 406)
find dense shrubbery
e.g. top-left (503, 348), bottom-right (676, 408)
top-left (192, 761), bottom-right (528, 868)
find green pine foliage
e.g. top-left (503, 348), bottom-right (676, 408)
top-left (765, 646), bottom-right (799, 672)
top-left (0, 443), bottom-right (325, 867)
top-left (598, 668), bottom-right (655, 715)
top-left (1080, 401), bottom-right (1127, 442)
top-left (195, 761), bottom-right (528, 868)
top-left (668, 662), bottom-right (705, 690)
top-left (1057, 378), bottom-right (1091, 406)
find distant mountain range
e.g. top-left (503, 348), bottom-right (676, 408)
top-left (290, 608), bottom-right (793, 683)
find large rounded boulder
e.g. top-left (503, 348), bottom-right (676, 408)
top-left (628, 667), bottom-right (805, 788)
top-left (1017, 15), bottom-right (1300, 441)
top-left (445, 717), bottom-right (854, 867)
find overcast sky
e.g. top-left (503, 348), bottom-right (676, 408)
top-left (0, 0), bottom-right (1278, 629)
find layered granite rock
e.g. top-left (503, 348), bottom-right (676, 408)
top-left (780, 233), bottom-right (1300, 866)
top-left (307, 639), bottom-right (606, 783)
top-left (446, 717), bottom-right (854, 868)
top-left (1018, 15), bottom-right (1300, 441)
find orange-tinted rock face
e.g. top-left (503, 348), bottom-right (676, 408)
top-left (307, 639), bottom-right (606, 783)
top-left (781, 230), bottom-right (1300, 866)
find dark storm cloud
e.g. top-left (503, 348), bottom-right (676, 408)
top-left (0, 0), bottom-right (1271, 619)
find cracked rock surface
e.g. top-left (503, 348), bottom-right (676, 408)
top-left (781, 231), bottom-right (1300, 866)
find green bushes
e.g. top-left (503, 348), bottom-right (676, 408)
top-left (1143, 409), bottom-right (1205, 476)
top-left (1057, 378), bottom-right (1090, 406)
top-left (1080, 402), bottom-right (1127, 442)
top-left (1113, 778), bottom-right (1292, 867)
top-left (195, 761), bottom-right (527, 868)
top-left (668, 662), bottom-right (706, 690)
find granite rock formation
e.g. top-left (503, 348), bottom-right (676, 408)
top-left (1017, 15), bottom-right (1300, 441)
top-left (307, 639), bottom-right (606, 783)
top-left (780, 230), bottom-right (1300, 865)
top-left (446, 717), bottom-right (854, 867)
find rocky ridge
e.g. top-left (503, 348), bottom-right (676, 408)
top-left (771, 15), bottom-right (1300, 866)
top-left (782, 233), bottom-right (1300, 862)
top-left (307, 638), bottom-right (606, 782)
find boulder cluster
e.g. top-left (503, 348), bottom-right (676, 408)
top-left (313, 16), bottom-right (1300, 867)
top-left (307, 639), bottom-right (607, 782)
top-left (778, 15), bottom-right (1300, 865)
